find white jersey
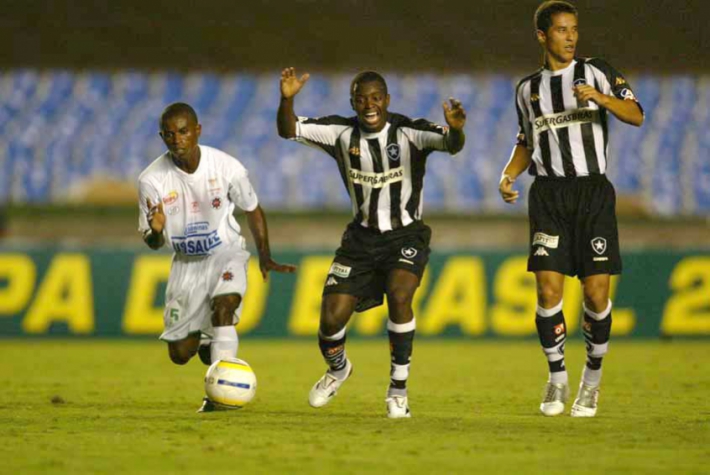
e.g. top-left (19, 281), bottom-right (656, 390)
top-left (138, 145), bottom-right (259, 257)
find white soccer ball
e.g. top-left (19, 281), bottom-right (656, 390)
top-left (204, 358), bottom-right (257, 409)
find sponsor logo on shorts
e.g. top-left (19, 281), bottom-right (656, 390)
top-left (591, 237), bottom-right (607, 255)
top-left (349, 167), bottom-right (404, 188)
top-left (325, 276), bottom-right (339, 287)
top-left (401, 247), bottom-right (418, 259)
top-left (222, 271), bottom-right (233, 281)
top-left (533, 108), bottom-right (599, 133)
top-left (534, 247), bottom-right (549, 256)
top-left (163, 191), bottom-right (178, 205)
top-left (329, 262), bottom-right (352, 278)
top-left (532, 232), bottom-right (559, 249)
top-left (398, 258), bottom-right (414, 265)
top-left (212, 197), bottom-right (222, 210)
top-left (593, 257), bottom-right (609, 262)
top-left (386, 143), bottom-right (401, 161)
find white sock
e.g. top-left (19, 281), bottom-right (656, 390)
top-left (211, 325), bottom-right (238, 362)
top-left (581, 366), bottom-right (603, 387)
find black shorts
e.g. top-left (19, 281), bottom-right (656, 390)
top-left (527, 175), bottom-right (622, 279)
top-left (323, 220), bottom-right (432, 312)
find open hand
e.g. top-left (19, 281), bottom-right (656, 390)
top-left (280, 67), bottom-right (310, 99)
top-left (146, 198), bottom-right (166, 234)
top-left (259, 258), bottom-right (297, 281)
top-left (499, 175), bottom-right (519, 204)
top-left (443, 97), bottom-right (466, 131)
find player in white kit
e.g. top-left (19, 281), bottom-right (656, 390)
top-left (138, 103), bottom-right (296, 412)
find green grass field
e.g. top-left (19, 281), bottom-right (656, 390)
top-left (1, 340), bottom-right (708, 474)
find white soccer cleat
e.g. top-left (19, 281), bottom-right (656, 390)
top-left (386, 395), bottom-right (411, 419)
top-left (571, 383), bottom-right (600, 418)
top-left (308, 360), bottom-right (353, 408)
top-left (540, 382), bottom-right (569, 416)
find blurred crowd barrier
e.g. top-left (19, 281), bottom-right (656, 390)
top-left (0, 70), bottom-right (708, 215)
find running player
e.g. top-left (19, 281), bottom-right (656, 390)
top-left (499, 1), bottom-right (644, 417)
top-left (138, 102), bottom-right (296, 412)
top-left (277, 68), bottom-right (466, 418)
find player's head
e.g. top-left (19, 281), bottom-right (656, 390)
top-left (159, 102), bottom-right (202, 160)
top-left (350, 71), bottom-right (390, 133)
top-left (534, 1), bottom-right (578, 66)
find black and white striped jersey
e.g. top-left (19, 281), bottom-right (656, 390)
top-left (515, 57), bottom-right (643, 177)
top-left (294, 113), bottom-right (454, 232)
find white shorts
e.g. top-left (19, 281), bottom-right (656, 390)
top-left (160, 242), bottom-right (250, 342)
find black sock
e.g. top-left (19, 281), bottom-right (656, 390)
top-left (318, 331), bottom-right (347, 373)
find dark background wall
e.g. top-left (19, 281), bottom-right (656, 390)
top-left (2, 0), bottom-right (707, 72)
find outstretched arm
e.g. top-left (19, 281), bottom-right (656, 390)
top-left (442, 97), bottom-right (466, 154)
top-left (499, 145), bottom-right (532, 204)
top-left (574, 85), bottom-right (644, 127)
top-left (277, 67), bottom-right (310, 139)
top-left (245, 205), bottom-right (297, 280)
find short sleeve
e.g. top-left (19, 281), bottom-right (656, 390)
top-left (588, 58), bottom-right (643, 108)
top-left (294, 115), bottom-right (352, 159)
top-left (515, 82), bottom-right (533, 150)
top-left (228, 169), bottom-right (259, 212)
top-left (400, 119), bottom-right (448, 153)
top-left (137, 180), bottom-right (160, 235)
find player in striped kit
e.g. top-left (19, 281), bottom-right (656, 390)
top-left (499, 1), bottom-right (644, 417)
top-left (139, 102), bottom-right (296, 412)
top-left (277, 68), bottom-right (466, 418)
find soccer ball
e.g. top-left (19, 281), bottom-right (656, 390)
top-left (204, 358), bottom-right (257, 409)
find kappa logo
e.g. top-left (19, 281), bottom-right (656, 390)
top-left (348, 147), bottom-right (361, 157)
top-left (534, 247), bottom-right (549, 256)
top-left (591, 237), bottom-right (607, 255)
top-left (616, 76), bottom-right (627, 86)
top-left (325, 276), bottom-right (339, 287)
top-left (530, 93), bottom-right (540, 102)
top-left (386, 143), bottom-right (401, 161)
top-left (401, 247), bottom-right (418, 259)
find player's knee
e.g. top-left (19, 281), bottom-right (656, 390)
top-left (211, 294), bottom-right (242, 327)
top-left (583, 285), bottom-right (609, 312)
top-left (537, 285), bottom-right (563, 308)
top-left (387, 288), bottom-right (414, 310)
top-left (320, 304), bottom-right (349, 336)
top-left (168, 346), bottom-right (193, 365)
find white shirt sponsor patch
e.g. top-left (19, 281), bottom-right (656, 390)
top-left (532, 232), bottom-right (560, 249)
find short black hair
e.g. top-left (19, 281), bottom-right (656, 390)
top-left (350, 71), bottom-right (388, 96)
top-left (535, 1), bottom-right (578, 33)
top-left (160, 102), bottom-right (198, 128)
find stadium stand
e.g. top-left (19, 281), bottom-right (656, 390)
top-left (0, 70), bottom-right (707, 215)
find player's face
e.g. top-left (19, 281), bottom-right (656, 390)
top-left (538, 12), bottom-right (578, 67)
top-left (159, 113), bottom-right (201, 160)
top-left (351, 81), bottom-right (390, 133)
